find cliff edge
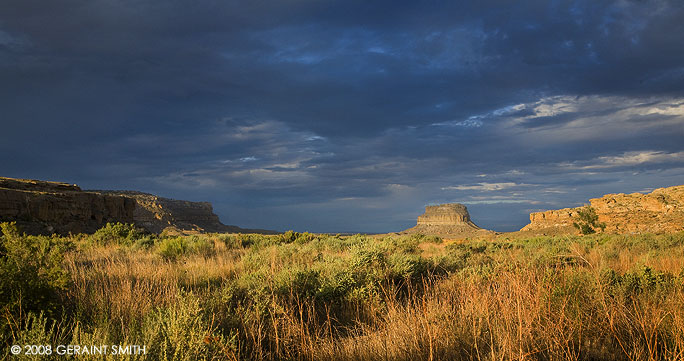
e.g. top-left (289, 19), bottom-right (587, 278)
top-left (521, 185), bottom-right (684, 234)
top-left (0, 177), bottom-right (268, 235)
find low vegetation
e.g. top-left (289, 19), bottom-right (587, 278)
top-left (2, 222), bottom-right (684, 360)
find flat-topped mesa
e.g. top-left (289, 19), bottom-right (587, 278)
top-left (417, 203), bottom-right (474, 226)
top-left (402, 203), bottom-right (494, 237)
top-left (0, 177), bottom-right (136, 234)
top-left (521, 185), bottom-right (684, 234)
top-left (0, 176), bottom-right (269, 235)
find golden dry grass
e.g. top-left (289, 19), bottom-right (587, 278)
top-left (5, 231), bottom-right (684, 360)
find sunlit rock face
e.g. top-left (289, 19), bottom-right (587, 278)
top-left (402, 203), bottom-right (494, 237)
top-left (521, 185), bottom-right (684, 234)
top-left (417, 204), bottom-right (473, 226)
top-left (0, 176), bottom-right (257, 235)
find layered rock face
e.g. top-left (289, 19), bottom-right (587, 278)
top-left (403, 203), bottom-right (493, 237)
top-left (0, 177), bottom-right (258, 235)
top-left (521, 185), bottom-right (684, 234)
top-left (0, 178), bottom-right (136, 234)
top-left (417, 204), bottom-right (474, 226)
top-left (96, 191), bottom-right (236, 234)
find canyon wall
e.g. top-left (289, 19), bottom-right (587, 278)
top-left (0, 177), bottom-right (258, 235)
top-left (96, 191), bottom-right (235, 234)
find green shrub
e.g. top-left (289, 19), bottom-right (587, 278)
top-left (91, 222), bottom-right (144, 246)
top-left (234, 233), bottom-right (277, 249)
top-left (158, 237), bottom-right (185, 260)
top-left (0, 222), bottom-right (71, 341)
top-left (133, 234), bottom-right (157, 250)
top-left (601, 265), bottom-right (678, 301)
top-left (573, 206), bottom-right (606, 235)
top-left (157, 236), bottom-right (215, 260)
top-left (273, 268), bottom-right (321, 298)
top-left (389, 236), bottom-right (420, 253)
top-left (388, 253), bottom-right (431, 279)
top-left (423, 235), bottom-right (443, 244)
top-left (349, 242), bottom-right (386, 270)
top-left (219, 234), bottom-right (242, 249)
top-left (142, 293), bottom-right (237, 360)
top-left (4, 312), bottom-right (67, 360)
top-left (431, 254), bottom-right (466, 274)
top-left (294, 232), bottom-right (317, 245)
top-left (317, 270), bottom-right (355, 301)
top-left (278, 230), bottom-right (318, 244)
top-left (317, 234), bottom-right (355, 252)
top-left (280, 230), bottom-right (298, 243)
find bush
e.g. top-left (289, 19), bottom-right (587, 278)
top-left (4, 312), bottom-right (67, 360)
top-left (601, 265), bottom-right (678, 301)
top-left (409, 233), bottom-right (443, 244)
top-left (273, 268), bottom-right (321, 298)
top-left (573, 206), bottom-right (606, 235)
top-left (133, 234), bottom-right (157, 250)
top-left (280, 230), bottom-right (299, 244)
top-left (388, 253), bottom-right (431, 279)
top-left (0, 222), bottom-right (71, 341)
top-left (142, 293), bottom-right (237, 360)
top-left (91, 222), bottom-right (144, 245)
top-left (219, 234), bottom-right (242, 249)
top-left (317, 270), bottom-right (356, 301)
top-left (233, 233), bottom-right (276, 249)
top-left (349, 242), bottom-right (386, 270)
top-left (157, 236), bottom-right (215, 260)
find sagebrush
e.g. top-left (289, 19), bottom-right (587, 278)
top-left (3, 223), bottom-right (684, 360)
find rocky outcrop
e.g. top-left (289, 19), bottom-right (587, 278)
top-left (402, 203), bottom-right (494, 237)
top-left (519, 208), bottom-right (578, 234)
top-left (0, 177), bottom-right (268, 235)
top-left (521, 185), bottom-right (684, 234)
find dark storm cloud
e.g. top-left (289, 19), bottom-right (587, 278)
top-left (1, 0), bottom-right (684, 232)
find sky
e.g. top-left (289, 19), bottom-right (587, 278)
top-left (1, 0), bottom-right (684, 233)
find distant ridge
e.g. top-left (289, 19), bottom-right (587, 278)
top-left (0, 176), bottom-right (275, 235)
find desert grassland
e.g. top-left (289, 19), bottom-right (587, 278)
top-left (2, 223), bottom-right (684, 360)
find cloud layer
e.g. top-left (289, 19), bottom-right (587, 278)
top-left (1, 0), bottom-right (683, 232)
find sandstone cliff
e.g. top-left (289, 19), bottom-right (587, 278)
top-left (402, 203), bottom-right (494, 237)
top-left (0, 177), bottom-right (267, 235)
top-left (521, 185), bottom-right (684, 234)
